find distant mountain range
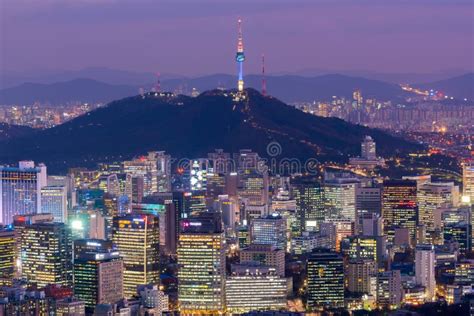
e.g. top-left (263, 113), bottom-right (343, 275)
top-left (2, 66), bottom-right (467, 88)
top-left (0, 74), bottom-right (408, 105)
top-left (414, 73), bottom-right (474, 100)
top-left (0, 88), bottom-right (421, 173)
top-left (0, 79), bottom-right (139, 105)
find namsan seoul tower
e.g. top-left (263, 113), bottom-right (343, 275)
top-left (236, 18), bottom-right (245, 92)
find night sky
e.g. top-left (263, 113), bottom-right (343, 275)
top-left (1, 0), bottom-right (473, 76)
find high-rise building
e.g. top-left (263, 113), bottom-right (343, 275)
top-left (324, 173), bottom-right (359, 221)
top-left (415, 244), bottom-right (436, 301)
top-left (382, 179), bottom-right (417, 242)
top-left (307, 250), bottom-right (344, 310)
top-left (225, 264), bottom-right (287, 314)
top-left (41, 186), bottom-right (67, 223)
top-left (320, 218), bottom-right (354, 252)
top-left (292, 177), bottom-right (325, 232)
top-left (0, 227), bottom-right (16, 285)
top-left (345, 235), bottom-right (386, 267)
top-left (189, 159), bottom-right (208, 191)
top-left (390, 201), bottom-right (419, 246)
top-left (137, 284), bottom-right (169, 315)
top-left (177, 212), bottom-right (225, 314)
top-left (355, 212), bottom-right (383, 237)
top-left (376, 270), bottom-right (402, 309)
top-left (346, 259), bottom-right (376, 294)
top-left (444, 221), bottom-right (472, 255)
top-left (149, 151), bottom-right (171, 193)
top-left (418, 182), bottom-right (459, 239)
top-left (250, 214), bottom-right (287, 250)
top-left (361, 136), bottom-right (376, 160)
top-left (0, 161), bottom-right (45, 225)
top-left (73, 239), bottom-right (123, 310)
top-left (123, 153), bottom-right (159, 196)
top-left (462, 162), bottom-right (474, 203)
top-left (112, 214), bottom-right (160, 298)
top-left (56, 298), bottom-right (86, 316)
top-left (17, 217), bottom-right (72, 287)
top-left (240, 244), bottom-right (285, 277)
top-left (356, 184), bottom-right (382, 217)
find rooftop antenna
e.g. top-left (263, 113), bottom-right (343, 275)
top-left (155, 72), bottom-right (161, 93)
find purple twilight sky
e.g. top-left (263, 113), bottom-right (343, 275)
top-left (1, 0), bottom-right (473, 77)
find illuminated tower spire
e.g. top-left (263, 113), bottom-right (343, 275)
top-left (236, 18), bottom-right (245, 92)
top-left (261, 53), bottom-right (267, 96)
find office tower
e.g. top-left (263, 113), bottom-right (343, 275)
top-left (292, 177), bottom-right (325, 233)
top-left (18, 217), bottom-right (72, 287)
top-left (390, 202), bottom-right (418, 245)
top-left (444, 221), bottom-right (472, 255)
top-left (206, 172), bottom-right (226, 203)
top-left (172, 191), bottom-right (192, 220)
top-left (307, 250), bottom-right (344, 310)
top-left (347, 259), bottom-right (377, 294)
top-left (376, 270), bottom-right (402, 309)
top-left (148, 151), bottom-right (171, 193)
top-left (345, 235), bottom-right (386, 268)
top-left (240, 244), bottom-right (285, 277)
top-left (73, 239), bottom-right (123, 310)
top-left (382, 179), bottom-right (417, 241)
top-left (69, 209), bottom-right (106, 240)
top-left (123, 153), bottom-right (159, 196)
top-left (415, 244), bottom-right (436, 301)
top-left (0, 227), bottom-right (16, 285)
top-left (356, 184), bottom-right (382, 216)
top-left (130, 176), bottom-right (144, 204)
top-left (190, 159), bottom-right (208, 191)
top-left (102, 193), bottom-right (119, 240)
top-left (324, 173), bottom-right (359, 221)
top-left (418, 182), bottom-right (459, 239)
top-left (238, 172), bottom-right (269, 211)
top-left (137, 284), bottom-right (169, 315)
top-left (112, 214), bottom-right (160, 298)
top-left (98, 174), bottom-right (120, 196)
top-left (178, 212), bottom-right (225, 314)
top-left (237, 225), bottom-right (250, 249)
top-left (41, 186), bottom-right (67, 223)
top-left (463, 162), bottom-right (474, 203)
top-left (454, 260), bottom-right (474, 285)
top-left (250, 214), bottom-right (287, 250)
top-left (225, 264), bottom-right (287, 314)
top-left (320, 218), bottom-right (354, 252)
top-left (135, 195), bottom-right (178, 256)
top-left (0, 161), bottom-right (45, 225)
top-left (217, 194), bottom-right (238, 231)
top-left (356, 212), bottom-right (383, 236)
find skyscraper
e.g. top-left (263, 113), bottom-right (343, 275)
top-left (0, 226), bottom-right (16, 286)
top-left (41, 185), bottom-right (67, 223)
top-left (73, 239), bottom-right (123, 311)
top-left (376, 270), bottom-right (402, 309)
top-left (307, 250), bottom-right (344, 310)
top-left (415, 244), bottom-right (436, 301)
top-left (324, 173), bottom-right (359, 221)
top-left (18, 218), bottom-right (72, 288)
top-left (0, 161), bottom-right (45, 225)
top-left (250, 214), bottom-right (287, 250)
top-left (382, 180), bottom-right (417, 243)
top-left (177, 212), bottom-right (225, 314)
top-left (462, 162), bottom-right (474, 203)
top-left (112, 214), bottom-right (160, 298)
top-left (292, 177), bottom-right (325, 233)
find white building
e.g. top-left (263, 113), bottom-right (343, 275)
top-left (415, 244), bottom-right (436, 301)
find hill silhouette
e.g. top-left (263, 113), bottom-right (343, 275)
top-left (0, 89), bottom-right (421, 172)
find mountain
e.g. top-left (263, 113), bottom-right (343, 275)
top-left (414, 73), bottom-right (474, 100)
top-left (0, 89), bottom-right (421, 172)
top-left (0, 123), bottom-right (36, 142)
top-left (0, 79), bottom-right (138, 105)
top-left (0, 67), bottom-right (184, 89)
top-left (163, 74), bottom-right (408, 102)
